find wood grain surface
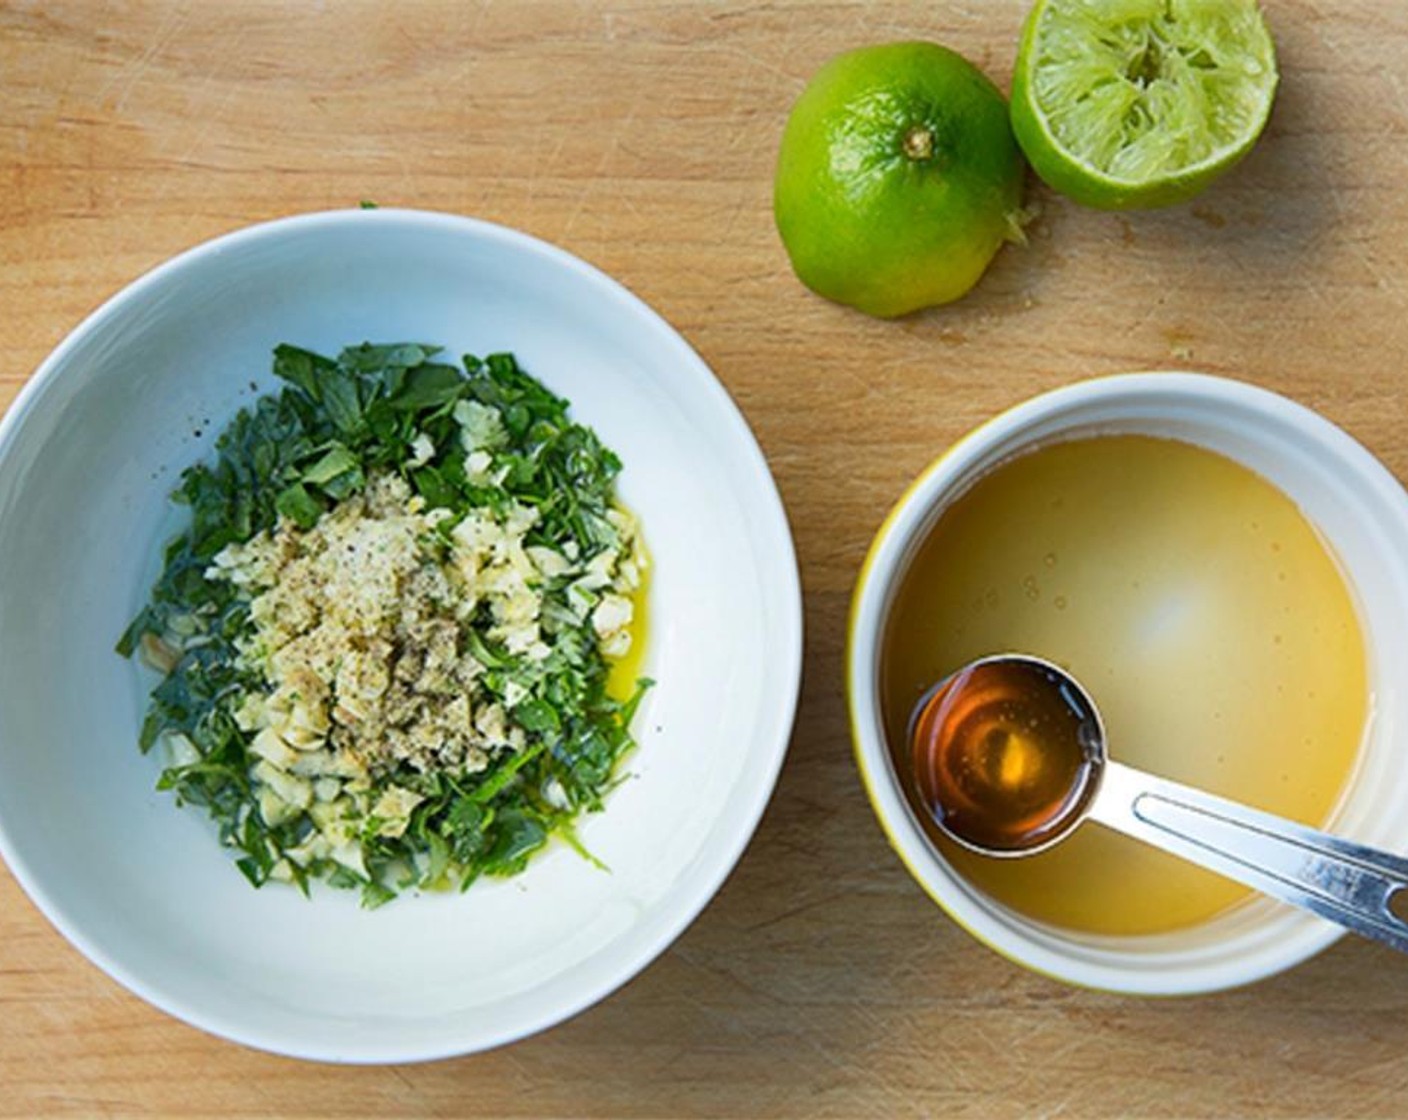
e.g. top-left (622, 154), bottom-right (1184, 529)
top-left (5, 2), bottom-right (1408, 1116)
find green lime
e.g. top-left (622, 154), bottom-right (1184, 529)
top-left (774, 42), bottom-right (1026, 319)
top-left (1011, 0), bottom-right (1278, 210)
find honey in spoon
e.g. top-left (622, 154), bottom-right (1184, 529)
top-left (910, 656), bottom-right (1103, 854)
top-left (907, 654), bottom-right (1408, 955)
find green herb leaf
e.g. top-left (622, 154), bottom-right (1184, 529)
top-left (469, 741), bottom-right (548, 804)
top-left (273, 344), bottom-right (334, 400)
top-left (484, 809), bottom-right (547, 873)
top-left (275, 482), bottom-right (323, 529)
top-left (513, 698), bottom-right (561, 734)
top-left (115, 607), bottom-right (155, 658)
top-left (138, 709), bottom-right (164, 754)
top-left (410, 465), bottom-right (456, 510)
top-left (390, 363), bottom-right (465, 411)
top-left (463, 629), bottom-right (510, 670)
top-left (301, 443), bottom-right (360, 485)
top-left (317, 369), bottom-right (362, 433)
top-left (361, 879), bottom-right (397, 908)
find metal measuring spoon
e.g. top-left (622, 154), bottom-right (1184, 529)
top-left (909, 654), bottom-right (1408, 955)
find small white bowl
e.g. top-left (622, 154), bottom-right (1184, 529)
top-left (0, 209), bottom-right (803, 1060)
top-left (849, 373), bottom-right (1408, 995)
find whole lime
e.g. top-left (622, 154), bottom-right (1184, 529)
top-left (774, 41), bottom-right (1026, 319)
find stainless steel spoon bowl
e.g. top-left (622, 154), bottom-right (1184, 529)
top-left (914, 654), bottom-right (1408, 955)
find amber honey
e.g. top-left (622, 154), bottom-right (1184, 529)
top-left (882, 435), bottom-right (1368, 936)
top-left (911, 658), bottom-right (1101, 854)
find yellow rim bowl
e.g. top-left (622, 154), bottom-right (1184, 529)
top-left (846, 372), bottom-right (1408, 994)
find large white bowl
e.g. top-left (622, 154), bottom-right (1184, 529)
top-left (0, 209), bottom-right (802, 1061)
top-left (849, 374), bottom-right (1408, 994)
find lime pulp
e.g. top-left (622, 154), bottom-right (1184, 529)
top-left (1011, 0), bottom-right (1278, 209)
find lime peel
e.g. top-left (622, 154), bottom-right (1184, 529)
top-left (774, 41), bottom-right (1027, 318)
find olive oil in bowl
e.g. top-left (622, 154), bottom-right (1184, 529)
top-left (881, 435), bottom-right (1368, 937)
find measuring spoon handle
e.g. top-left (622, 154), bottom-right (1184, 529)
top-left (1088, 760), bottom-right (1408, 954)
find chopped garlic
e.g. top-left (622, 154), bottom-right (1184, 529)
top-left (527, 545), bottom-right (573, 579)
top-left (465, 449), bottom-right (494, 484)
top-left (249, 726), bottom-right (301, 770)
top-left (592, 593), bottom-right (635, 658)
top-left (330, 841), bottom-right (368, 878)
top-left (252, 760), bottom-right (313, 811)
top-left (258, 785), bottom-right (299, 827)
top-left (409, 431), bottom-right (435, 467)
top-left (454, 399), bottom-right (507, 452)
top-left (163, 732), bottom-right (201, 769)
top-left (372, 785), bottom-right (426, 838)
top-left (138, 632), bottom-right (180, 674)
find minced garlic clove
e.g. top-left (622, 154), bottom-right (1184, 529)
top-left (251, 760), bottom-right (313, 810)
top-left (250, 726), bottom-right (301, 770)
top-left (138, 632), bottom-right (180, 675)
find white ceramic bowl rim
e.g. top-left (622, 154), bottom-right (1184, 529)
top-left (849, 372), bottom-right (1408, 995)
top-left (0, 208), bottom-right (804, 1060)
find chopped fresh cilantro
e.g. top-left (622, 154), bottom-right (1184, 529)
top-left (119, 342), bottom-right (648, 905)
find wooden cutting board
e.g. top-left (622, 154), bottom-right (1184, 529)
top-left (4, 2), bottom-right (1408, 1115)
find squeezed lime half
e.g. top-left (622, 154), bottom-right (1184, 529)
top-left (1011, 0), bottom-right (1278, 209)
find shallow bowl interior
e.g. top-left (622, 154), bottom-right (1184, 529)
top-left (849, 373), bottom-right (1408, 994)
top-left (0, 209), bottom-right (802, 1060)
